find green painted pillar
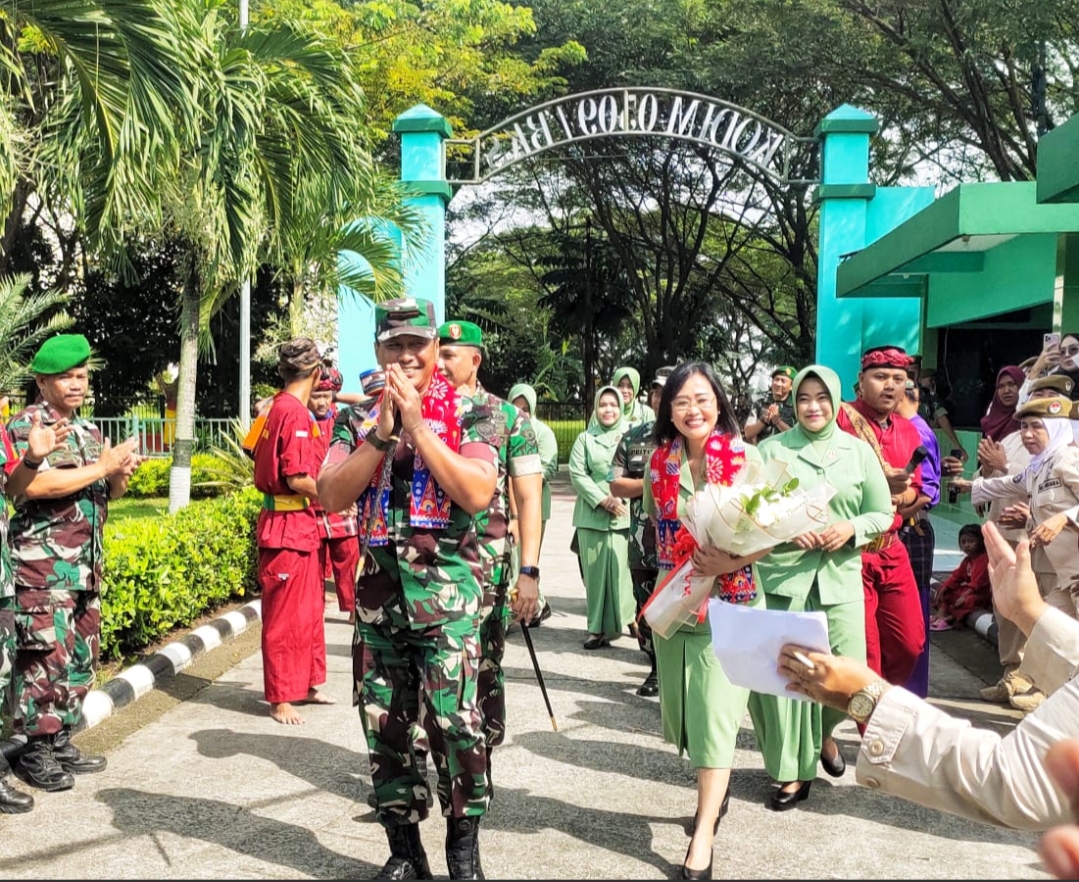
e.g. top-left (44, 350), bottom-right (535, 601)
top-left (336, 104), bottom-right (453, 391)
top-left (813, 105), bottom-right (879, 394)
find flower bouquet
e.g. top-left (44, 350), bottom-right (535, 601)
top-left (641, 458), bottom-right (836, 639)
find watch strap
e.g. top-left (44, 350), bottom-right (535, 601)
top-left (519, 565), bottom-right (540, 579)
top-left (365, 431), bottom-right (392, 452)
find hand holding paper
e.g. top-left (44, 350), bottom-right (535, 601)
top-left (707, 599), bottom-right (831, 701)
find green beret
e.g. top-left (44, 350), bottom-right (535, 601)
top-left (1016, 396), bottom-right (1072, 420)
top-left (1029, 374), bottom-right (1075, 397)
top-left (30, 333), bottom-right (91, 375)
top-left (438, 320), bottom-right (485, 350)
top-left (772, 365), bottom-right (797, 381)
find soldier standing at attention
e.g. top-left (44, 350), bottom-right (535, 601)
top-left (437, 320), bottom-right (543, 789)
top-left (8, 333), bottom-right (143, 792)
top-left (609, 366), bottom-right (672, 697)
top-left (254, 338), bottom-right (335, 726)
top-left (318, 298), bottom-right (500, 880)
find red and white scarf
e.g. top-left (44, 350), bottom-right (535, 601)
top-left (649, 431), bottom-right (757, 605)
top-left (360, 369), bottom-right (462, 545)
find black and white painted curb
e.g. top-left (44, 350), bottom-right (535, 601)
top-left (1, 599), bottom-right (262, 763)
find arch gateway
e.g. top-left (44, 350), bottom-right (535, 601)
top-left (336, 89), bottom-right (929, 398)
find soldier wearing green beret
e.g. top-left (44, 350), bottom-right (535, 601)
top-left (7, 333), bottom-right (144, 793)
top-left (744, 365), bottom-right (797, 444)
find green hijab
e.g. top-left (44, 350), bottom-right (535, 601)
top-left (788, 364), bottom-right (840, 447)
top-left (508, 382), bottom-right (537, 417)
top-left (587, 384), bottom-right (626, 447)
top-left (611, 366), bottom-right (641, 417)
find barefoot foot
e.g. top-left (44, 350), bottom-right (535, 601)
top-left (302, 688), bottom-right (336, 705)
top-left (270, 702), bottom-right (306, 725)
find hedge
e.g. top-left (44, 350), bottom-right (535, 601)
top-left (545, 419), bottom-right (586, 464)
top-left (125, 454), bottom-right (230, 499)
top-left (99, 486), bottom-right (261, 659)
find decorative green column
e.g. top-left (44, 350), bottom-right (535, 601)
top-left (335, 104), bottom-right (453, 391)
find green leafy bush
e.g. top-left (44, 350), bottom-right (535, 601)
top-left (126, 454), bottom-right (230, 499)
top-left (545, 419), bottom-right (586, 463)
top-left (100, 487), bottom-right (261, 659)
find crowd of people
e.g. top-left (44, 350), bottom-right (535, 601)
top-left (3, 316), bottom-right (1079, 882)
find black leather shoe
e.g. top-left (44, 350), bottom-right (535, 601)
top-left (769, 780), bottom-right (812, 812)
top-left (689, 786), bottom-right (730, 836)
top-left (53, 729), bottom-right (107, 774)
top-left (582, 634), bottom-right (610, 650)
top-left (376, 824), bottom-right (433, 880)
top-left (16, 738), bottom-right (75, 792)
top-left (0, 773), bottom-right (34, 813)
top-left (680, 844), bottom-right (713, 880)
top-left (636, 672), bottom-right (659, 697)
top-left (528, 602), bottom-right (552, 628)
top-left (820, 743), bottom-right (846, 778)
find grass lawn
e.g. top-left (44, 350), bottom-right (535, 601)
top-left (109, 496), bottom-right (171, 522)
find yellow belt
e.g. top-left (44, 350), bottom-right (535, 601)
top-left (262, 493), bottom-right (309, 512)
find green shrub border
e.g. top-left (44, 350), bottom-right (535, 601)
top-left (125, 454), bottom-right (231, 499)
top-left (100, 487), bottom-right (261, 659)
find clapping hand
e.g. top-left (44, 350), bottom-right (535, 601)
top-left (977, 437), bottom-right (1008, 473)
top-left (26, 410), bottom-right (71, 461)
top-left (100, 436), bottom-right (141, 478)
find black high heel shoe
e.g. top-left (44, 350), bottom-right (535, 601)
top-left (680, 844), bottom-right (714, 880)
top-left (820, 743), bottom-right (846, 778)
top-left (688, 786), bottom-right (731, 836)
top-left (769, 780), bottom-right (812, 812)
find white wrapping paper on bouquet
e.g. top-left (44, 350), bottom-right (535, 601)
top-left (641, 458), bottom-right (837, 639)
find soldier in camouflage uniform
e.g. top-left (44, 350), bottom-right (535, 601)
top-left (437, 321), bottom-right (542, 781)
top-left (0, 400), bottom-right (72, 812)
top-left (7, 334), bottom-right (143, 792)
top-left (609, 368), bottom-right (672, 697)
top-left (318, 299), bottom-right (500, 881)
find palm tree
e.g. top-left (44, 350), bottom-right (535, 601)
top-left (0, 273), bottom-right (73, 392)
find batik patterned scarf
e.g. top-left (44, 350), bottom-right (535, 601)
top-left (649, 430), bottom-right (757, 604)
top-left (360, 369), bottom-right (462, 546)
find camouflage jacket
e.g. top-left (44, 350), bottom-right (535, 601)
top-left (465, 385), bottom-right (541, 603)
top-left (750, 393), bottom-right (796, 443)
top-left (327, 397), bottom-right (500, 630)
top-left (0, 425), bottom-right (18, 598)
top-left (8, 402), bottom-right (110, 592)
top-left (609, 419), bottom-right (658, 571)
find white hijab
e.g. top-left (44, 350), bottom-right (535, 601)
top-left (1028, 417), bottom-right (1074, 474)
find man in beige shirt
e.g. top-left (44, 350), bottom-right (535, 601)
top-left (779, 521), bottom-right (1077, 833)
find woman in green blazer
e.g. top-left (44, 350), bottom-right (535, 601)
top-left (642, 362), bottom-right (770, 881)
top-left (569, 385), bottom-right (633, 649)
top-left (747, 365), bottom-right (893, 811)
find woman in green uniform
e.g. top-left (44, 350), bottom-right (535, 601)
top-left (569, 386), bottom-right (633, 648)
top-left (747, 365), bottom-right (893, 810)
top-left (643, 362), bottom-right (768, 880)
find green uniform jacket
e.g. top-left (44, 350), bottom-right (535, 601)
top-left (754, 427), bottom-right (893, 605)
top-left (569, 429), bottom-right (629, 531)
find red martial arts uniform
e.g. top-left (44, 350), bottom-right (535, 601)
top-left (837, 399), bottom-right (927, 685)
top-left (312, 415), bottom-right (359, 613)
top-left (253, 392), bottom-right (326, 704)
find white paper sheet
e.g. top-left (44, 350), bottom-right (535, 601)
top-left (706, 598), bottom-right (831, 701)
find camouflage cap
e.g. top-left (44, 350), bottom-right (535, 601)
top-left (375, 297), bottom-right (438, 342)
top-left (438, 320), bottom-right (485, 350)
top-left (1028, 374), bottom-right (1075, 397)
top-left (30, 333), bottom-right (91, 375)
top-left (1016, 395), bottom-right (1073, 420)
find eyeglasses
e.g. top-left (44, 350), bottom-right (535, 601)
top-left (671, 396), bottom-right (717, 413)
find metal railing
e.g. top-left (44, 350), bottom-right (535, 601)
top-left (94, 416), bottom-right (235, 458)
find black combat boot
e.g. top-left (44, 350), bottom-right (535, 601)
top-left (376, 823), bottom-right (433, 880)
top-left (0, 754), bottom-right (34, 813)
top-left (16, 736), bottom-right (75, 792)
top-left (53, 728), bottom-right (108, 774)
top-left (445, 816), bottom-right (484, 880)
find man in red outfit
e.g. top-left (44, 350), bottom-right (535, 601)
top-left (253, 338), bottom-right (335, 725)
top-left (836, 345), bottom-right (927, 686)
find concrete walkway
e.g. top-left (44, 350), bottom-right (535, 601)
top-left (0, 478), bottom-right (1049, 879)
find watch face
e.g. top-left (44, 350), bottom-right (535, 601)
top-left (849, 692), bottom-right (875, 721)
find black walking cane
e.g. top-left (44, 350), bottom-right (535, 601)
top-left (520, 621), bottom-right (558, 731)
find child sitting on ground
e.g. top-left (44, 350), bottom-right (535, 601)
top-left (930, 523), bottom-right (990, 631)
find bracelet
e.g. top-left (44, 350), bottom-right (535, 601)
top-left (21, 457), bottom-right (42, 471)
top-left (365, 432), bottom-right (392, 452)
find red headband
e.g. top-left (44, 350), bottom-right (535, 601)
top-left (861, 348), bottom-right (914, 370)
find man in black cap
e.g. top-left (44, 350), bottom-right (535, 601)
top-left (744, 365), bottom-right (797, 444)
top-left (8, 334), bottom-right (144, 792)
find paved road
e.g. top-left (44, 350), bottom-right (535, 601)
top-left (0, 482), bottom-right (1050, 879)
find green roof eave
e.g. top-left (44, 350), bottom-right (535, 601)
top-left (836, 182), bottom-right (1079, 298)
top-left (1038, 114), bottom-right (1079, 204)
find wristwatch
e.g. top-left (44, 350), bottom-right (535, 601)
top-left (847, 678), bottom-right (889, 724)
top-left (519, 566), bottom-right (540, 579)
top-left (365, 431), bottom-right (392, 452)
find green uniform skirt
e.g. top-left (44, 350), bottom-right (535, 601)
top-left (576, 527), bottom-right (633, 638)
top-left (654, 580), bottom-right (764, 769)
top-left (746, 588), bottom-right (866, 781)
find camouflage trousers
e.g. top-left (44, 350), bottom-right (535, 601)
top-left (631, 568), bottom-right (657, 663)
top-left (12, 587), bottom-right (100, 737)
top-left (477, 587), bottom-right (511, 752)
top-left (0, 599), bottom-right (14, 704)
top-left (355, 619), bottom-right (488, 825)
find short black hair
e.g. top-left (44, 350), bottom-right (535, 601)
top-left (653, 362), bottom-right (739, 446)
top-left (958, 523), bottom-right (985, 552)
